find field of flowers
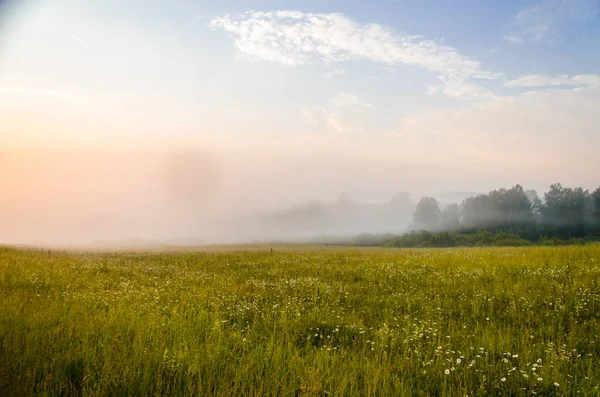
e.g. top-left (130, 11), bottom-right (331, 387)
top-left (1, 245), bottom-right (599, 396)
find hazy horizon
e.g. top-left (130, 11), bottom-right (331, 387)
top-left (1, 0), bottom-right (599, 245)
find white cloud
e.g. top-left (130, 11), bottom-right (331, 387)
top-left (503, 35), bottom-right (524, 44)
top-left (330, 91), bottom-right (375, 113)
top-left (505, 74), bottom-right (600, 87)
top-left (426, 85), bottom-right (440, 95)
top-left (426, 75), bottom-right (494, 99)
top-left (71, 33), bottom-right (89, 47)
top-left (441, 82), bottom-right (494, 99)
top-left (506, 0), bottom-right (599, 43)
top-left (299, 91), bottom-right (374, 134)
top-left (300, 106), bottom-right (348, 134)
top-left (325, 69), bottom-right (345, 79)
top-left (324, 112), bottom-right (345, 134)
top-left (210, 10), bottom-right (499, 84)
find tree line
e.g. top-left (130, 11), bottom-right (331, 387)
top-left (410, 183), bottom-right (600, 242)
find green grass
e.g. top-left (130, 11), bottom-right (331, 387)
top-left (1, 245), bottom-right (600, 396)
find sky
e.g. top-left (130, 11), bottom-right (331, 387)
top-left (0, 0), bottom-right (599, 244)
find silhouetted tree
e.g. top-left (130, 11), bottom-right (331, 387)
top-left (413, 197), bottom-right (441, 231)
top-left (526, 190), bottom-right (543, 222)
top-left (490, 185), bottom-right (535, 228)
top-left (592, 187), bottom-right (600, 223)
top-left (461, 194), bottom-right (493, 229)
top-left (460, 185), bottom-right (534, 236)
top-left (540, 183), bottom-right (588, 237)
top-left (441, 203), bottom-right (461, 231)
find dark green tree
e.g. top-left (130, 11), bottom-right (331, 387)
top-left (488, 184), bottom-right (535, 229)
top-left (540, 183), bottom-right (588, 237)
top-left (526, 190), bottom-right (543, 222)
top-left (592, 187), bottom-right (600, 223)
top-left (461, 185), bottom-right (534, 235)
top-left (461, 194), bottom-right (493, 229)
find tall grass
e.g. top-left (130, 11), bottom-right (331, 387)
top-left (1, 246), bottom-right (599, 396)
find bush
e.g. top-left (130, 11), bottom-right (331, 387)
top-left (374, 231), bottom-right (582, 248)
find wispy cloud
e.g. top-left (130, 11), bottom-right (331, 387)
top-left (71, 34), bottom-right (89, 47)
top-left (502, 35), bottom-right (524, 44)
top-left (506, 0), bottom-right (599, 43)
top-left (209, 10), bottom-right (500, 88)
top-left (505, 74), bottom-right (600, 87)
top-left (330, 91), bottom-right (375, 114)
top-left (324, 112), bottom-right (345, 134)
top-left (325, 69), bottom-right (345, 79)
top-left (299, 91), bottom-right (374, 134)
top-left (426, 85), bottom-right (440, 95)
top-left (440, 82), bottom-right (494, 99)
top-left (425, 76), bottom-right (493, 99)
top-left (300, 106), bottom-right (348, 134)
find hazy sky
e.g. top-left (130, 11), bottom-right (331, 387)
top-left (0, 0), bottom-right (599, 244)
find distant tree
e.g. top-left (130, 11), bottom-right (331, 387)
top-left (490, 184), bottom-right (535, 227)
top-left (525, 190), bottom-right (543, 220)
top-left (413, 197), bottom-right (441, 231)
top-left (461, 194), bottom-right (493, 229)
top-left (592, 187), bottom-right (600, 223)
top-left (525, 190), bottom-right (538, 204)
top-left (440, 203), bottom-right (461, 231)
top-left (584, 191), bottom-right (597, 224)
top-left (540, 183), bottom-right (588, 237)
top-left (461, 185), bottom-right (534, 233)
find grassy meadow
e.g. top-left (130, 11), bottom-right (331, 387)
top-left (1, 245), bottom-right (600, 396)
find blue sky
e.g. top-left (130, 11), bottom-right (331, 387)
top-left (0, 0), bottom-right (599, 194)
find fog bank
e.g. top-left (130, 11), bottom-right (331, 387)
top-left (1, 148), bottom-right (598, 247)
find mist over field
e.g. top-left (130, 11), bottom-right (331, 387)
top-left (1, 0), bottom-right (599, 246)
top-left (0, 146), bottom-right (597, 247)
top-left (0, 149), bottom-right (449, 246)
